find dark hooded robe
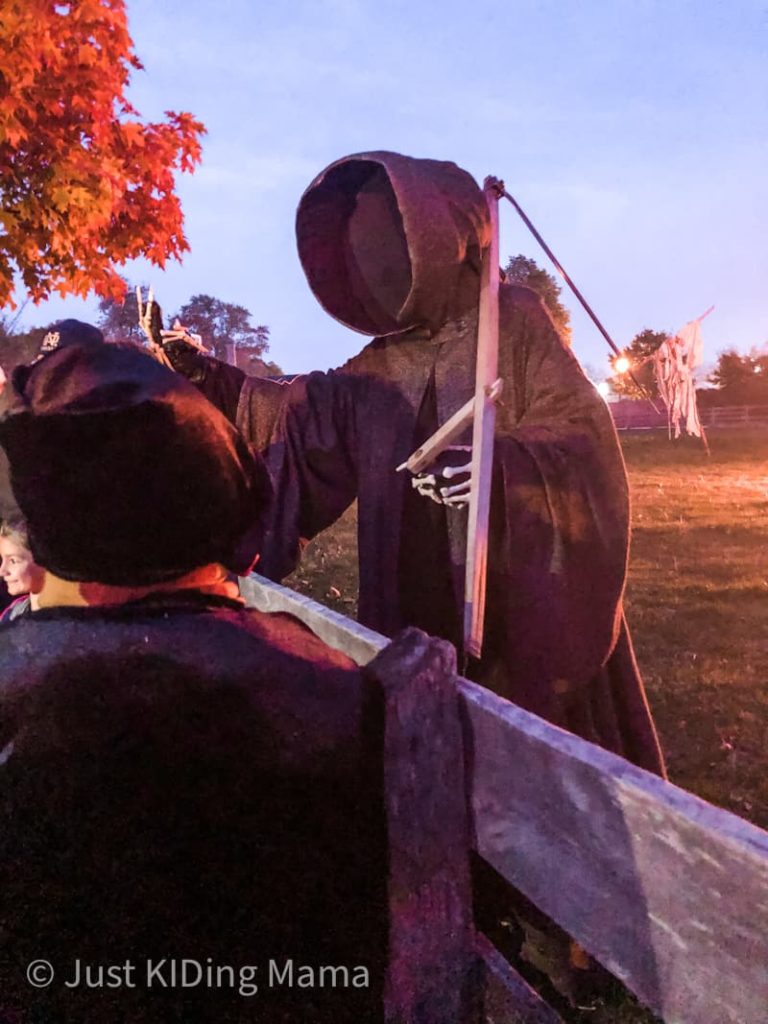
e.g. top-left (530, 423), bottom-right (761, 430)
top-left (173, 152), bottom-right (664, 776)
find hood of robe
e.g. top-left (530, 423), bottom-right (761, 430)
top-left (296, 151), bottom-right (491, 336)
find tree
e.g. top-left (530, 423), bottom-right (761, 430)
top-left (504, 254), bottom-right (572, 345)
top-left (0, 316), bottom-right (48, 371)
top-left (609, 328), bottom-right (668, 400)
top-left (173, 295), bottom-right (271, 363)
top-left (0, 1), bottom-right (205, 308)
top-left (97, 284), bottom-right (281, 373)
top-left (97, 279), bottom-right (147, 345)
top-left (236, 351), bottom-right (284, 378)
top-left (709, 349), bottom-right (768, 404)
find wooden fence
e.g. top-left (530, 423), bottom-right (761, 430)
top-left (241, 574), bottom-right (768, 1024)
top-left (703, 405), bottom-right (768, 427)
top-left (610, 401), bottom-right (768, 431)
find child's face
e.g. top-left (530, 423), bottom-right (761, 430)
top-left (0, 536), bottom-right (44, 596)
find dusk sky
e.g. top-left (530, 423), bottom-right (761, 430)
top-left (28, 0), bottom-right (768, 379)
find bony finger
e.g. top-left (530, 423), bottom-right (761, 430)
top-left (441, 481), bottom-right (471, 498)
top-left (441, 463), bottom-right (472, 479)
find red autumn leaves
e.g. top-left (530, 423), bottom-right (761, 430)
top-left (0, 0), bottom-right (205, 306)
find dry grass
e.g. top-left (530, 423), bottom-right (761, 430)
top-left (622, 429), bottom-right (768, 828)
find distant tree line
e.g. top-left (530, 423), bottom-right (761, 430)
top-left (706, 349), bottom-right (768, 405)
top-left (97, 282), bottom-right (282, 377)
top-left (5, 256), bottom-right (763, 405)
top-left (0, 282), bottom-right (281, 378)
top-left (3, 259), bottom-right (567, 378)
top-left (610, 330), bottom-right (768, 406)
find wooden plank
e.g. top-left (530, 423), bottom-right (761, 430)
top-left (239, 573), bottom-right (387, 665)
top-left (476, 935), bottom-right (563, 1024)
top-left (396, 378), bottom-right (503, 476)
top-left (367, 628), bottom-right (480, 1024)
top-left (464, 178), bottom-right (502, 659)
top-left (464, 683), bottom-right (768, 1024)
top-left (398, 394), bottom-right (475, 475)
top-left (241, 576), bottom-right (768, 1024)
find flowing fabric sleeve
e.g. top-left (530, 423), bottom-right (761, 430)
top-left (238, 370), bottom-right (360, 581)
top-left (235, 373), bottom-right (293, 451)
top-left (479, 287), bottom-right (630, 716)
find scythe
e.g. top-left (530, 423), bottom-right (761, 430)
top-left (397, 177), bottom-right (504, 659)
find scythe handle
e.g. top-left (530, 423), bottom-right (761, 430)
top-left (500, 188), bottom-right (661, 411)
top-left (464, 177), bottom-right (502, 659)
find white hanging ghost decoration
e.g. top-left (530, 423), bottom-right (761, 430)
top-left (654, 310), bottom-right (711, 439)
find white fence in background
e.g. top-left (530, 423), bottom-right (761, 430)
top-left (610, 402), bottom-right (768, 431)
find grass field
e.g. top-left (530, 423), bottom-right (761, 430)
top-left (284, 427), bottom-right (768, 1022)
top-left (622, 429), bottom-right (768, 829)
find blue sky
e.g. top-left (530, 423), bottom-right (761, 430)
top-left (27, 0), bottom-right (768, 378)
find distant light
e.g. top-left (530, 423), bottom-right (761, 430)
top-left (596, 381), bottom-right (611, 398)
top-left (754, 365), bottom-right (763, 374)
top-left (614, 356), bottom-right (631, 374)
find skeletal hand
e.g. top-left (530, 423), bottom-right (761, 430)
top-left (410, 446), bottom-right (472, 508)
top-left (136, 286), bottom-right (163, 348)
top-left (136, 289), bottom-right (209, 373)
top-left (160, 319), bottom-right (209, 353)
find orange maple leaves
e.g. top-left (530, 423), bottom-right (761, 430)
top-left (0, 0), bottom-right (205, 306)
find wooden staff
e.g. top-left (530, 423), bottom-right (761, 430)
top-left (464, 177), bottom-right (503, 659)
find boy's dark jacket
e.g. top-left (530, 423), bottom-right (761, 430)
top-left (0, 595), bottom-right (387, 1023)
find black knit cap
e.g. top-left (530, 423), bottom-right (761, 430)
top-left (40, 318), bottom-right (105, 354)
top-left (0, 341), bottom-right (272, 586)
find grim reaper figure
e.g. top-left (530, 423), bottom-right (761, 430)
top-left (166, 151), bottom-right (664, 776)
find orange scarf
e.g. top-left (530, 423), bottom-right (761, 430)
top-left (37, 563), bottom-right (242, 609)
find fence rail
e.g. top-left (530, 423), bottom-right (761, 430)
top-left (609, 402), bottom-right (768, 431)
top-left (240, 574), bottom-right (768, 1024)
top-left (704, 404), bottom-right (768, 426)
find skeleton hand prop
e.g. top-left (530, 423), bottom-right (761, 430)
top-left (136, 286), bottom-right (173, 368)
top-left (160, 319), bottom-right (209, 354)
top-left (409, 446), bottom-right (472, 508)
top-left (136, 288), bottom-right (210, 379)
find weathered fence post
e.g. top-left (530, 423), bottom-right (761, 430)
top-left (367, 628), bottom-right (480, 1024)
